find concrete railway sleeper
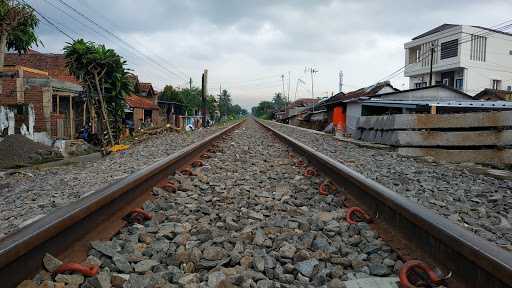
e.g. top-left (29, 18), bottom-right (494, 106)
top-left (0, 118), bottom-right (511, 287)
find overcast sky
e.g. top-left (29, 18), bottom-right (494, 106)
top-left (28, 0), bottom-right (512, 109)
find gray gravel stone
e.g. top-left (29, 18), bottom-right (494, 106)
top-left (295, 259), bottom-right (319, 277)
top-left (265, 120), bottom-right (512, 249)
top-left (42, 253), bottom-right (62, 273)
top-left (0, 125), bottom-right (230, 236)
top-left (29, 120), bottom-right (402, 287)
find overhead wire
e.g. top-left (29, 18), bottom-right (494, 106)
top-left (72, 0), bottom-right (190, 81)
top-left (21, 0), bottom-right (74, 41)
top-left (52, 0), bottom-right (190, 82)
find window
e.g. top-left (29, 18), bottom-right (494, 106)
top-left (507, 85), bottom-right (512, 91)
top-left (440, 39), bottom-right (459, 59)
top-left (492, 80), bottom-right (502, 90)
top-left (443, 79), bottom-right (449, 86)
top-left (470, 35), bottom-right (487, 62)
top-left (409, 46), bottom-right (421, 64)
top-left (455, 79), bottom-right (464, 90)
top-left (415, 82), bottom-right (422, 88)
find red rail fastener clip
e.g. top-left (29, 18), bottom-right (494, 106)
top-left (304, 167), bottom-right (317, 177)
top-left (200, 153), bottom-right (210, 159)
top-left (161, 181), bottom-right (177, 192)
top-left (54, 263), bottom-right (99, 277)
top-left (346, 207), bottom-right (374, 224)
top-left (124, 208), bottom-right (152, 224)
top-left (319, 181), bottom-right (336, 196)
top-left (295, 160), bottom-right (306, 167)
top-left (399, 260), bottom-right (451, 288)
top-left (180, 168), bottom-right (197, 176)
top-left (191, 160), bottom-right (204, 167)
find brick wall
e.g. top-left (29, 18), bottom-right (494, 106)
top-left (5, 52), bottom-right (79, 84)
top-left (0, 78), bottom-right (18, 105)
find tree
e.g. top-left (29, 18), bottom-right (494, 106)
top-left (218, 89), bottom-right (232, 117)
top-left (160, 85), bottom-right (184, 104)
top-left (231, 104), bottom-right (243, 116)
top-left (64, 39), bottom-right (132, 147)
top-left (0, 0), bottom-right (40, 67)
top-left (272, 92), bottom-right (286, 111)
top-left (180, 86), bottom-right (202, 115)
top-left (252, 101), bottom-right (274, 119)
top-left (206, 95), bottom-right (217, 116)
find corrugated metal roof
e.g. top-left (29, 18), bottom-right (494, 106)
top-left (363, 99), bottom-right (512, 108)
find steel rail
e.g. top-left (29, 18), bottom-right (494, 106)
top-left (255, 118), bottom-right (512, 288)
top-left (0, 121), bottom-right (243, 288)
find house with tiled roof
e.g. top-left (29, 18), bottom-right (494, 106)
top-left (124, 74), bottom-right (160, 130)
top-left (1, 50), bottom-right (84, 142)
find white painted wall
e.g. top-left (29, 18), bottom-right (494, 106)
top-left (404, 25), bottom-right (462, 77)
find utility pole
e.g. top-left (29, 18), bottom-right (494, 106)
top-left (295, 79), bottom-right (300, 102)
top-left (281, 74), bottom-right (286, 99)
top-left (287, 71), bottom-right (291, 103)
top-left (201, 69), bottom-right (208, 127)
top-left (429, 45), bottom-right (435, 86)
top-left (307, 67), bottom-right (318, 99)
top-left (339, 70), bottom-right (343, 92)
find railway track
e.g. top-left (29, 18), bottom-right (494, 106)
top-left (0, 118), bottom-right (511, 287)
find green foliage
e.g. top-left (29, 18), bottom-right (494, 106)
top-left (206, 95), bottom-right (217, 116)
top-left (218, 89), bottom-right (232, 116)
top-left (272, 92), bottom-right (286, 111)
top-left (0, 0), bottom-right (41, 61)
top-left (159, 85), bottom-right (184, 104)
top-left (64, 39), bottom-right (133, 144)
top-left (252, 91), bottom-right (289, 119)
top-left (251, 100), bottom-right (274, 119)
top-left (181, 87), bottom-right (202, 115)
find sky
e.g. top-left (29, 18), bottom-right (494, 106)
top-left (28, 0), bottom-right (512, 109)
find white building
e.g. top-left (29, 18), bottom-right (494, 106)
top-left (404, 24), bottom-right (512, 95)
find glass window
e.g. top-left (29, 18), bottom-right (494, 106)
top-left (455, 79), bottom-right (463, 90)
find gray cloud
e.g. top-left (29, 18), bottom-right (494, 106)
top-left (28, 0), bottom-right (512, 108)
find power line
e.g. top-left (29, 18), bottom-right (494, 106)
top-left (53, 0), bottom-right (189, 82)
top-left (41, 0), bottom-right (108, 41)
top-left (71, 0), bottom-right (190, 80)
top-left (21, 0), bottom-right (74, 41)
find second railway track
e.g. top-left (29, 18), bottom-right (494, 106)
top-left (0, 118), bottom-right (511, 287)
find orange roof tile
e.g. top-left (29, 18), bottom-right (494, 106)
top-left (126, 95), bottom-right (159, 110)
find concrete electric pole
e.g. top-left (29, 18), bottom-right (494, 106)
top-left (201, 69), bottom-right (208, 127)
top-left (339, 70), bottom-right (343, 93)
